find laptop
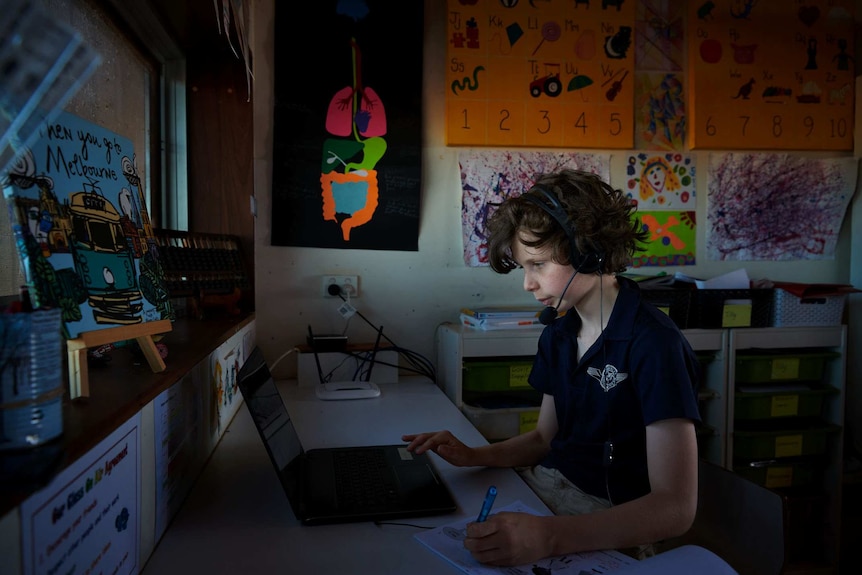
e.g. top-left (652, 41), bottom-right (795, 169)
top-left (236, 346), bottom-right (458, 526)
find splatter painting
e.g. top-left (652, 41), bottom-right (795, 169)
top-left (625, 152), bottom-right (696, 209)
top-left (707, 153), bottom-right (858, 261)
top-left (459, 150), bottom-right (610, 267)
top-left (631, 210), bottom-right (696, 267)
top-left (634, 72), bottom-right (686, 151)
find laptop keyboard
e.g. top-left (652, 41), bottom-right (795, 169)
top-left (333, 449), bottom-right (399, 509)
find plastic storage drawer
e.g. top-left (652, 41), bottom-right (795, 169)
top-left (732, 424), bottom-right (839, 459)
top-left (463, 359), bottom-right (533, 392)
top-left (688, 288), bottom-right (773, 328)
top-left (735, 352), bottom-right (838, 384)
top-left (734, 460), bottom-right (821, 489)
top-left (462, 404), bottom-right (539, 442)
top-left (734, 385), bottom-right (836, 420)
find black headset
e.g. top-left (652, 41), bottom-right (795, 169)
top-left (521, 185), bottom-right (604, 274)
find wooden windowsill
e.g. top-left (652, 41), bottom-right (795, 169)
top-left (0, 312), bottom-right (255, 519)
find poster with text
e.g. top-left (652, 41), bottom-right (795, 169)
top-left (446, 0), bottom-right (636, 148)
top-left (270, 0), bottom-right (423, 250)
top-left (1, 111), bottom-right (172, 338)
top-left (687, 0), bottom-right (854, 150)
top-left (20, 413), bottom-right (140, 575)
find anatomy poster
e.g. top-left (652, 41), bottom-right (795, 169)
top-left (687, 0), bottom-right (854, 150)
top-left (624, 151), bottom-right (696, 209)
top-left (631, 210), bottom-right (696, 267)
top-left (270, 0), bottom-right (422, 250)
top-left (1, 111), bottom-right (172, 338)
top-left (707, 153), bottom-right (858, 261)
top-left (459, 149), bottom-right (609, 267)
top-left (446, 0), bottom-right (636, 148)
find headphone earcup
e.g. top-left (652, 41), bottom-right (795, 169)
top-left (573, 251), bottom-right (603, 274)
top-left (523, 187), bottom-right (603, 273)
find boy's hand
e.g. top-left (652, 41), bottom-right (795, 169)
top-left (463, 512), bottom-right (551, 566)
top-left (401, 430), bottom-right (476, 467)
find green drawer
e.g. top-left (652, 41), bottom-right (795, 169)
top-left (463, 359), bottom-right (533, 392)
top-left (734, 460), bottom-right (821, 489)
top-left (734, 386), bottom-right (836, 420)
top-left (733, 424), bottom-right (839, 459)
top-left (735, 352), bottom-right (839, 383)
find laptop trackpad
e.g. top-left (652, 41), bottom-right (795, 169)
top-left (394, 464), bottom-right (435, 492)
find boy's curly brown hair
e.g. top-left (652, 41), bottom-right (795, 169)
top-left (486, 169), bottom-right (648, 275)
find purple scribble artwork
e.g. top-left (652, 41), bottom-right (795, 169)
top-left (459, 150), bottom-right (610, 267)
top-left (707, 153), bottom-right (858, 261)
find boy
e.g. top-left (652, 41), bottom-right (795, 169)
top-left (404, 170), bottom-right (701, 566)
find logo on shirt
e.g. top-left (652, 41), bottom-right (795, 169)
top-left (587, 364), bottom-right (628, 392)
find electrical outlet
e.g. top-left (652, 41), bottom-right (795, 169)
top-left (322, 275), bottom-right (360, 298)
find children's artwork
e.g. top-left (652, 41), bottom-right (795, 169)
top-left (2, 110), bottom-right (172, 338)
top-left (634, 72), bottom-right (686, 150)
top-left (707, 153), bottom-right (858, 261)
top-left (635, 0), bottom-right (685, 71)
top-left (446, 0), bottom-right (636, 149)
top-left (270, 0), bottom-right (423, 251)
top-left (459, 149), bottom-right (610, 267)
top-left (631, 210), bottom-right (696, 267)
top-left (624, 152), bottom-right (696, 209)
top-left (687, 0), bottom-right (854, 150)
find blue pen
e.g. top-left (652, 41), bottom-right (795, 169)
top-left (476, 486), bottom-right (497, 522)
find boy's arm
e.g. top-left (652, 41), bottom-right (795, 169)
top-left (543, 417), bottom-right (699, 555)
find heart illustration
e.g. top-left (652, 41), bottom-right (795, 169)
top-left (798, 6), bottom-right (820, 26)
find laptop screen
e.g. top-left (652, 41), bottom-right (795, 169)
top-left (237, 347), bottom-right (302, 471)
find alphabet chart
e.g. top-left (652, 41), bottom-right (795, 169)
top-left (446, 0), bottom-right (636, 148)
top-left (687, 0), bottom-right (854, 150)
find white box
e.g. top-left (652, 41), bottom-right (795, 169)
top-left (772, 289), bottom-right (846, 327)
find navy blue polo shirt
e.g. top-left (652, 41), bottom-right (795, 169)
top-left (529, 276), bottom-right (701, 505)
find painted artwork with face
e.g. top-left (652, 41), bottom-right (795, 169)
top-left (625, 152), bottom-right (696, 209)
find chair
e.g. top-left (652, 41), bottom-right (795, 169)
top-left (661, 460), bottom-right (785, 575)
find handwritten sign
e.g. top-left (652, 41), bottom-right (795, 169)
top-left (20, 413), bottom-right (140, 575)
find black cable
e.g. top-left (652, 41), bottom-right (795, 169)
top-left (336, 292), bottom-right (437, 383)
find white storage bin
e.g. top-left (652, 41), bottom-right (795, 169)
top-left (772, 289), bottom-right (846, 327)
top-left (462, 404), bottom-right (539, 441)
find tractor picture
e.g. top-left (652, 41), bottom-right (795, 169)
top-left (530, 73), bottom-right (562, 98)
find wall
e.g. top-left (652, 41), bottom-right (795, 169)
top-left (251, 0), bottom-right (858, 381)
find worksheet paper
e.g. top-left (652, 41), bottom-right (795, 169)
top-left (414, 501), bottom-right (634, 575)
top-left (414, 501), bottom-right (739, 575)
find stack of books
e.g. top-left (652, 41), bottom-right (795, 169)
top-left (459, 306), bottom-right (544, 330)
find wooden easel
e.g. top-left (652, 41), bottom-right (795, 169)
top-left (66, 319), bottom-right (172, 399)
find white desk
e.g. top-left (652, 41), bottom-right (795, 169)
top-left (141, 380), bottom-right (551, 574)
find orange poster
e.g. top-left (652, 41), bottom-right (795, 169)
top-left (446, 0), bottom-right (636, 148)
top-left (687, 0), bottom-right (854, 150)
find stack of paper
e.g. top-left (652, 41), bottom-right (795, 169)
top-left (459, 306), bottom-right (543, 331)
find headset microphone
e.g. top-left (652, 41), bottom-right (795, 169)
top-left (538, 268), bottom-right (579, 325)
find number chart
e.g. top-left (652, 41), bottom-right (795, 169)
top-left (687, 0), bottom-right (854, 151)
top-left (446, 0), bottom-right (635, 149)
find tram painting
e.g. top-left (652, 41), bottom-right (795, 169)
top-left (68, 189), bottom-right (144, 324)
top-left (1, 111), bottom-right (172, 338)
